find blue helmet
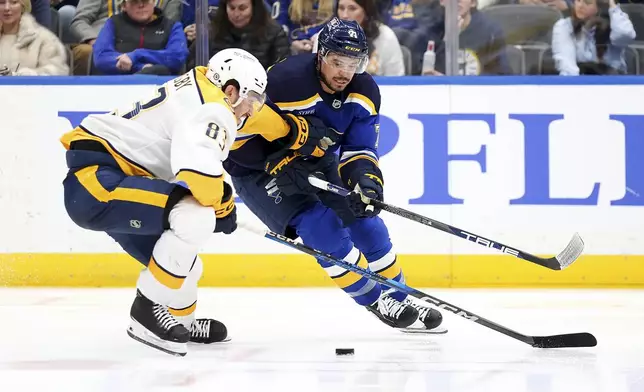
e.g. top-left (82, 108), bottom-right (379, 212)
top-left (315, 18), bottom-right (369, 74)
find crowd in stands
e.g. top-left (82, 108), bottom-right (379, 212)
top-left (0, 0), bottom-right (642, 76)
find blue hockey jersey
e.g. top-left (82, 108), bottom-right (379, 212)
top-left (224, 53), bottom-right (382, 185)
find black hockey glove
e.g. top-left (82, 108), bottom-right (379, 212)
top-left (280, 114), bottom-right (341, 157)
top-left (264, 151), bottom-right (334, 196)
top-left (347, 172), bottom-right (384, 218)
top-left (214, 182), bottom-right (237, 234)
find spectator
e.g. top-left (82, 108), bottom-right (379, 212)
top-left (182, 0), bottom-right (274, 42)
top-left (381, 0), bottom-right (435, 74)
top-left (30, 0), bottom-right (49, 27)
top-left (269, 0), bottom-right (334, 53)
top-left (187, 0), bottom-right (289, 68)
top-left (51, 0), bottom-right (79, 43)
top-left (70, 0), bottom-right (181, 75)
top-left (0, 0), bottom-right (69, 75)
top-left (92, 0), bottom-right (188, 75)
top-left (551, 0), bottom-right (635, 75)
top-left (336, 0), bottom-right (405, 75)
top-left (425, 0), bottom-right (512, 75)
top-left (181, 0), bottom-right (219, 42)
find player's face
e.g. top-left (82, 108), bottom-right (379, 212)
top-left (225, 85), bottom-right (265, 123)
top-left (233, 98), bottom-right (253, 122)
top-left (337, 0), bottom-right (366, 27)
top-left (234, 92), bottom-right (264, 120)
top-left (122, 0), bottom-right (155, 23)
top-left (320, 52), bottom-right (359, 92)
top-left (227, 0), bottom-right (253, 29)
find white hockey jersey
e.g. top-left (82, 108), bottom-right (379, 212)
top-left (61, 67), bottom-right (237, 208)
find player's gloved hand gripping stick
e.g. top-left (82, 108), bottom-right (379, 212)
top-left (307, 175), bottom-right (584, 272)
top-left (238, 221), bottom-right (597, 348)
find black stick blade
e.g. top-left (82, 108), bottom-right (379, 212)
top-left (537, 257), bottom-right (564, 271)
top-left (531, 333), bottom-right (597, 348)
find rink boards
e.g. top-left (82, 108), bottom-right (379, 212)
top-left (1, 76), bottom-right (644, 287)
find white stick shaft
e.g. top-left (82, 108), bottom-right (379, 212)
top-left (308, 175), bottom-right (334, 193)
top-left (308, 175), bottom-right (374, 212)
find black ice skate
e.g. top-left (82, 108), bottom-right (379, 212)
top-left (399, 298), bottom-right (448, 335)
top-left (127, 290), bottom-right (190, 356)
top-left (190, 318), bottom-right (231, 344)
top-left (367, 293), bottom-right (419, 329)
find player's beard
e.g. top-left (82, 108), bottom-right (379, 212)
top-left (321, 72), bottom-right (350, 93)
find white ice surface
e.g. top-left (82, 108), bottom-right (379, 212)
top-left (0, 288), bottom-right (642, 392)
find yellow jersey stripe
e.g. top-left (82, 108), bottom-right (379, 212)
top-left (374, 263), bottom-right (401, 280)
top-left (332, 254), bottom-right (368, 289)
top-left (235, 133), bottom-right (256, 141)
top-left (169, 301), bottom-right (197, 317)
top-left (176, 169), bottom-right (224, 207)
top-left (346, 93), bottom-right (376, 115)
top-left (110, 188), bottom-right (168, 208)
top-left (275, 94), bottom-right (321, 111)
top-left (149, 256), bottom-right (185, 290)
top-left (231, 138), bottom-right (253, 150)
top-left (74, 166), bottom-right (168, 208)
top-left (75, 166), bottom-right (111, 202)
top-left (60, 127), bottom-right (153, 177)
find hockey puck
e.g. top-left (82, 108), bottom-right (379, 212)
top-left (335, 348), bottom-right (354, 356)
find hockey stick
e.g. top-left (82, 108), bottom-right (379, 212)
top-left (238, 222), bottom-right (597, 349)
top-left (308, 176), bottom-right (584, 271)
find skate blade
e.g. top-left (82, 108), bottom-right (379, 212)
top-left (399, 327), bottom-right (449, 335)
top-left (128, 319), bottom-right (187, 357)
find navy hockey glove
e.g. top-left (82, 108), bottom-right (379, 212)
top-left (347, 172), bottom-right (383, 218)
top-left (214, 182), bottom-right (237, 234)
top-left (281, 114), bottom-right (340, 157)
top-left (265, 151), bottom-right (334, 196)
